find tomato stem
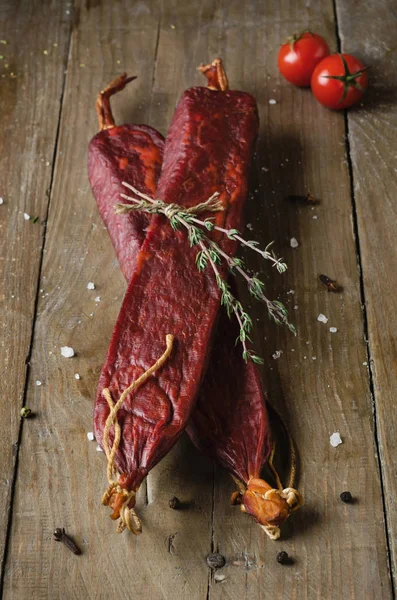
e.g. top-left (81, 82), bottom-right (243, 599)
top-left (286, 30), bottom-right (314, 51)
top-left (322, 54), bottom-right (368, 103)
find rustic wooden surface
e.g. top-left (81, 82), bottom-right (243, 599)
top-left (0, 0), bottom-right (395, 598)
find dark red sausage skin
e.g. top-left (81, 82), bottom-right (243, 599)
top-left (90, 66), bottom-right (301, 536)
top-left (88, 124), bottom-right (164, 276)
top-left (94, 84), bottom-right (259, 494)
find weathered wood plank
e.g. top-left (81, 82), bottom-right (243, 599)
top-left (2, 1), bottom-right (216, 598)
top-left (335, 0), bottom-right (397, 587)
top-left (0, 0), bottom-right (72, 578)
top-left (203, 1), bottom-right (393, 598)
top-left (3, 0), bottom-right (394, 598)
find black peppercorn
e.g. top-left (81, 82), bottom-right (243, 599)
top-left (276, 551), bottom-right (289, 564)
top-left (206, 553), bottom-right (226, 569)
top-left (169, 496), bottom-right (181, 510)
top-left (340, 491), bottom-right (353, 503)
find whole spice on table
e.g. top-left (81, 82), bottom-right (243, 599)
top-left (276, 550), bottom-right (290, 564)
top-left (89, 61), bottom-right (301, 537)
top-left (340, 491), bottom-right (353, 503)
top-left (319, 274), bottom-right (342, 293)
top-left (168, 496), bottom-right (181, 510)
top-left (53, 528), bottom-right (81, 555)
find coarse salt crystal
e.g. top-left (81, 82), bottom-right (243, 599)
top-left (290, 237), bottom-right (299, 248)
top-left (87, 432), bottom-right (95, 441)
top-left (0, 197), bottom-right (4, 205)
top-left (96, 444), bottom-right (103, 452)
top-left (87, 282), bottom-right (95, 290)
top-left (61, 346), bottom-right (74, 358)
top-left (94, 296), bottom-right (101, 302)
top-left (312, 356), bottom-right (317, 360)
top-left (317, 313), bottom-right (328, 324)
top-left (312, 215), bottom-right (318, 220)
top-left (23, 213), bottom-right (30, 220)
top-left (269, 99), bottom-right (277, 104)
top-left (363, 361), bottom-right (368, 366)
top-left (74, 373), bottom-right (81, 380)
top-left (35, 380), bottom-right (42, 386)
top-left (272, 350), bottom-right (282, 360)
top-left (330, 327), bottom-right (338, 333)
top-left (330, 432), bottom-right (342, 447)
top-left (287, 289), bottom-right (295, 295)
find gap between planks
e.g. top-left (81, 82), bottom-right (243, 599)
top-left (0, 18), bottom-right (74, 598)
top-left (331, 0), bottom-right (396, 595)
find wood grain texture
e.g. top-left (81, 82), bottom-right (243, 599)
top-left (0, 0), bottom-right (72, 576)
top-left (200, 0), bottom-right (393, 598)
top-left (2, 1), bottom-right (215, 598)
top-left (335, 0), bottom-right (397, 586)
top-left (1, 0), bottom-right (394, 598)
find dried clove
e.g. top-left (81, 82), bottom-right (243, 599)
top-left (319, 274), bottom-right (343, 293)
top-left (169, 496), bottom-right (181, 510)
top-left (53, 528), bottom-right (81, 555)
top-left (286, 192), bottom-right (320, 205)
top-left (340, 491), bottom-right (353, 504)
top-left (20, 407), bottom-right (32, 418)
top-left (207, 552), bottom-right (226, 569)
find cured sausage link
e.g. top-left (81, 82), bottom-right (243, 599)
top-left (90, 63), bottom-right (301, 537)
top-left (93, 59), bottom-right (259, 529)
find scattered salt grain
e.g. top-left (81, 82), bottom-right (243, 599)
top-left (329, 327), bottom-right (338, 333)
top-left (363, 361), bottom-right (368, 366)
top-left (23, 213), bottom-right (30, 220)
top-left (290, 237), bottom-right (299, 248)
top-left (330, 432), bottom-right (342, 447)
top-left (94, 296), bottom-right (101, 302)
top-left (293, 305), bottom-right (298, 310)
top-left (96, 444), bottom-right (103, 452)
top-left (74, 373), bottom-right (81, 380)
top-left (287, 289), bottom-right (295, 295)
top-left (87, 432), bottom-right (95, 441)
top-left (60, 346), bottom-right (75, 358)
top-left (312, 215), bottom-right (318, 220)
top-left (312, 356), bottom-right (317, 361)
top-left (0, 198), bottom-right (4, 205)
top-left (246, 223), bottom-right (253, 231)
top-left (272, 350), bottom-right (282, 360)
top-left (269, 99), bottom-right (277, 105)
top-left (317, 313), bottom-right (328, 324)
top-left (87, 282), bottom-right (95, 290)
top-left (35, 380), bottom-right (42, 386)
top-left (214, 574), bottom-right (226, 583)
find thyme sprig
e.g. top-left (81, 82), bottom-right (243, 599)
top-left (116, 182), bottom-right (296, 362)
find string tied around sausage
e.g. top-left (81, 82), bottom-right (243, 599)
top-left (100, 334), bottom-right (174, 534)
top-left (115, 182), bottom-right (224, 219)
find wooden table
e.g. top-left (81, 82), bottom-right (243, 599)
top-left (1, 1), bottom-right (396, 598)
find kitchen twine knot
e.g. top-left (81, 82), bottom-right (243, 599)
top-left (163, 203), bottom-right (184, 220)
top-left (115, 182), bottom-right (224, 219)
top-left (262, 487), bottom-right (303, 540)
top-left (100, 334), bottom-right (174, 534)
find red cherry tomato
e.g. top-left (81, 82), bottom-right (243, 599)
top-left (311, 53), bottom-right (368, 109)
top-left (278, 32), bottom-right (330, 87)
